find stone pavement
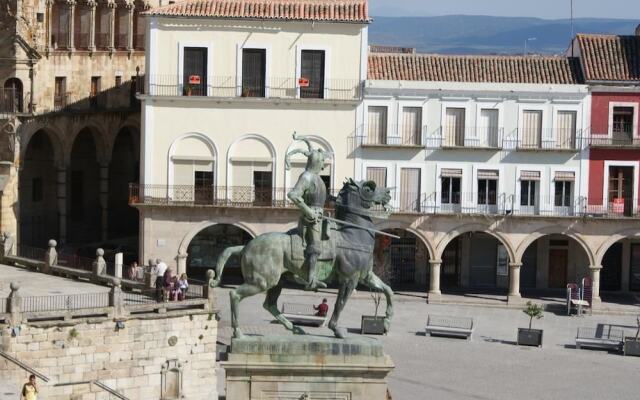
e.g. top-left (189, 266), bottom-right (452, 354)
top-left (215, 286), bottom-right (640, 400)
top-left (0, 264), bottom-right (109, 297)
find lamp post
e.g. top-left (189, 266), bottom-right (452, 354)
top-left (524, 37), bottom-right (537, 55)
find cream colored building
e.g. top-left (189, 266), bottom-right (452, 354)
top-left (136, 0), bottom-right (369, 277)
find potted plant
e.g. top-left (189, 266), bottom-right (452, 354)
top-left (623, 316), bottom-right (640, 356)
top-left (517, 301), bottom-right (544, 347)
top-left (184, 84), bottom-right (193, 96)
top-left (361, 236), bottom-right (393, 335)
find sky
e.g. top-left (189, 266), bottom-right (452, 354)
top-left (369, 0), bottom-right (640, 19)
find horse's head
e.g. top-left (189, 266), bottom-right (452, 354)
top-left (337, 178), bottom-right (392, 216)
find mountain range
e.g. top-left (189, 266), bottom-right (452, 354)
top-left (368, 15), bottom-right (639, 55)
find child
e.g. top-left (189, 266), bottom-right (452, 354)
top-left (178, 273), bottom-right (189, 300)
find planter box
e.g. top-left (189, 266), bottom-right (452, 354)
top-left (517, 328), bottom-right (543, 347)
top-left (624, 337), bottom-right (640, 357)
top-left (361, 316), bottom-right (385, 335)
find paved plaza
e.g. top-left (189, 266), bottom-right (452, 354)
top-left (215, 286), bottom-right (640, 400)
top-left (0, 264), bottom-right (108, 298)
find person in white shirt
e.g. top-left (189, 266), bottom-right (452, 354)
top-left (155, 259), bottom-right (168, 300)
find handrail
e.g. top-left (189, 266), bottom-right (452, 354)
top-left (54, 380), bottom-right (129, 399)
top-left (0, 350), bottom-right (50, 382)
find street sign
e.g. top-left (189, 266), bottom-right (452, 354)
top-left (188, 75), bottom-right (201, 85)
top-left (298, 77), bottom-right (310, 87)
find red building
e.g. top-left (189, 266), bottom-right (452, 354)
top-left (573, 32), bottom-right (640, 292)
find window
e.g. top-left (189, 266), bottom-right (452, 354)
top-left (194, 170), bottom-right (214, 204)
top-left (554, 180), bottom-right (573, 207)
top-left (477, 170), bottom-right (498, 206)
top-left (608, 166), bottom-right (634, 216)
top-left (54, 77), bottom-right (66, 110)
top-left (115, 7), bottom-right (128, 49)
top-left (519, 171), bottom-right (540, 211)
top-left (300, 50), bottom-right (325, 99)
top-left (115, 76), bottom-right (122, 86)
top-left (242, 49), bottom-right (266, 97)
top-left (612, 106), bottom-right (634, 140)
top-left (96, 6), bottom-right (110, 49)
top-left (521, 110), bottom-right (542, 149)
top-left (253, 171), bottom-right (272, 205)
top-left (402, 107), bottom-right (422, 145)
top-left (74, 4), bottom-right (91, 49)
top-left (90, 76), bottom-right (100, 108)
top-left (367, 106), bottom-right (387, 145)
top-left (444, 108), bottom-right (465, 147)
top-left (479, 109), bottom-right (499, 147)
top-left (183, 47), bottom-right (208, 96)
top-left (32, 178), bottom-right (43, 202)
top-left (366, 167), bottom-right (387, 188)
top-left (441, 171), bottom-right (461, 205)
top-left (400, 168), bottom-right (421, 212)
top-left (556, 111), bottom-right (576, 149)
top-left (52, 4), bottom-right (70, 48)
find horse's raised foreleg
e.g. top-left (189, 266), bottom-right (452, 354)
top-left (328, 278), bottom-right (358, 339)
top-left (263, 281), bottom-right (306, 335)
top-left (230, 283), bottom-right (264, 339)
top-left (363, 270), bottom-right (394, 334)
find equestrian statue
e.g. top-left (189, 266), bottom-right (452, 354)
top-left (211, 133), bottom-right (395, 339)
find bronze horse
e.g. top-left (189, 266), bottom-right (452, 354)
top-left (212, 179), bottom-right (393, 339)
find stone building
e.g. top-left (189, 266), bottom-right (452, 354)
top-left (0, 0), bottom-right (164, 249)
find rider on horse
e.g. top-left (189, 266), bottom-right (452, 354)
top-left (286, 132), bottom-right (329, 291)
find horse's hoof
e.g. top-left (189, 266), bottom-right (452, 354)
top-left (292, 326), bottom-right (306, 335)
top-left (233, 329), bottom-right (245, 339)
top-left (383, 318), bottom-right (391, 334)
top-left (333, 327), bottom-right (348, 339)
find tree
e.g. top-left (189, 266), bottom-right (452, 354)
top-left (523, 301), bottom-right (544, 330)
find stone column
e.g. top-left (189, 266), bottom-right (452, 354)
top-left (176, 251), bottom-right (188, 276)
top-left (43, 239), bottom-right (58, 274)
top-left (67, 1), bottom-right (76, 51)
top-left (99, 164), bottom-right (109, 241)
top-left (88, 0), bottom-right (97, 52)
top-left (590, 265), bottom-right (602, 309)
top-left (508, 262), bottom-right (523, 305)
top-left (114, 252), bottom-right (123, 279)
top-left (108, 2), bottom-right (116, 52)
top-left (8, 282), bottom-right (23, 326)
top-left (57, 167), bottom-right (67, 244)
top-left (428, 259), bottom-right (442, 303)
top-left (126, 3), bottom-right (135, 51)
top-left (109, 279), bottom-right (127, 318)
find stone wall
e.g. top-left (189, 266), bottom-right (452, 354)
top-left (0, 313), bottom-right (218, 399)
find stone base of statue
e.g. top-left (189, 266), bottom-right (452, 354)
top-left (221, 335), bottom-right (394, 400)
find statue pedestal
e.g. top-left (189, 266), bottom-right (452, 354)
top-left (222, 335), bottom-right (394, 400)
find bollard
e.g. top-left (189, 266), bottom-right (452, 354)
top-left (114, 252), bottom-right (123, 279)
top-left (43, 239), bottom-right (58, 274)
top-left (8, 282), bottom-right (22, 327)
top-left (92, 248), bottom-right (106, 277)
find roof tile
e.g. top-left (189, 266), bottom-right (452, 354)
top-left (576, 34), bottom-right (640, 82)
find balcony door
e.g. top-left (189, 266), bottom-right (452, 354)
top-left (608, 166), bottom-right (634, 216)
top-left (479, 109), bottom-right (499, 147)
top-left (477, 170), bottom-right (498, 214)
top-left (300, 50), bottom-right (325, 99)
top-left (612, 107), bottom-right (634, 143)
top-left (556, 111), bottom-right (576, 149)
top-left (367, 106), bottom-right (387, 145)
top-left (521, 110), bottom-right (542, 149)
top-left (399, 168), bottom-right (421, 212)
top-left (242, 49), bottom-right (266, 97)
top-left (402, 107), bottom-right (422, 145)
top-left (183, 47), bottom-right (208, 96)
top-left (444, 108), bottom-right (465, 147)
top-left (253, 171), bottom-right (272, 206)
top-left (441, 171), bottom-right (461, 213)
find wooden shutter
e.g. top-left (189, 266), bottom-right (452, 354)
top-left (366, 167), bottom-right (387, 188)
top-left (445, 108), bottom-right (465, 147)
top-left (367, 106), bottom-right (387, 145)
top-left (301, 50), bottom-right (325, 99)
top-left (400, 168), bottom-right (421, 211)
top-left (242, 49), bottom-right (266, 97)
top-left (522, 110), bottom-right (542, 148)
top-left (556, 111), bottom-right (576, 149)
top-left (402, 107), bottom-right (422, 145)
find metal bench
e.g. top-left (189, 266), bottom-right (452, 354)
top-left (280, 303), bottom-right (326, 327)
top-left (425, 315), bottom-right (474, 340)
top-left (575, 327), bottom-right (624, 351)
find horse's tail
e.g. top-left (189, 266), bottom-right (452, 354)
top-left (212, 245), bottom-right (244, 287)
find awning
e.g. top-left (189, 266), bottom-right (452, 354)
top-left (441, 168), bottom-right (463, 178)
top-left (477, 170), bottom-right (499, 180)
top-left (520, 170), bottom-right (541, 180)
top-left (555, 171), bottom-right (575, 181)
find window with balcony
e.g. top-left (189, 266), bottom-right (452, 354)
top-left (441, 169), bottom-right (462, 210)
top-left (444, 108), bottom-right (465, 147)
top-left (194, 170), bottom-right (214, 204)
top-left (556, 111), bottom-right (577, 149)
top-left (554, 172), bottom-right (574, 210)
top-left (54, 77), bottom-right (67, 110)
top-left (133, 10), bottom-right (146, 50)
top-left (96, 6), bottom-right (110, 49)
top-left (400, 168), bottom-right (421, 212)
top-left (520, 171), bottom-right (540, 214)
top-left (253, 171), bottom-right (272, 206)
top-left (74, 4), bottom-right (91, 49)
top-left (401, 107), bottom-right (422, 146)
top-left (477, 170), bottom-right (498, 212)
top-left (366, 167), bottom-right (387, 188)
top-left (479, 109), bottom-right (499, 147)
top-left (51, 4), bottom-right (70, 49)
top-left (242, 49), bottom-right (266, 97)
top-left (521, 110), bottom-right (542, 149)
top-left (115, 7), bottom-right (129, 49)
top-left (300, 50), bottom-right (325, 99)
top-left (367, 106), bottom-right (388, 145)
top-left (612, 106), bottom-right (635, 142)
top-left (608, 166), bottom-right (634, 216)
top-left (183, 47), bottom-right (208, 96)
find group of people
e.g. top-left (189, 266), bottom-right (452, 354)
top-left (154, 258), bottom-right (189, 301)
